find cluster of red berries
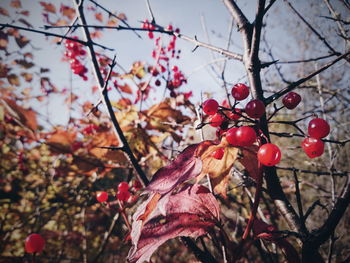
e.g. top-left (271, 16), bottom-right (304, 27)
top-left (96, 180), bottom-right (143, 204)
top-left (202, 84), bottom-right (320, 166)
top-left (25, 233), bottom-right (45, 254)
top-left (82, 124), bottom-right (99, 135)
top-left (142, 20), bottom-right (186, 98)
top-left (302, 118), bottom-right (330, 158)
top-left (64, 38), bottom-right (88, 81)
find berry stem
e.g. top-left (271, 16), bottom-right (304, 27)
top-left (118, 200), bottom-right (132, 232)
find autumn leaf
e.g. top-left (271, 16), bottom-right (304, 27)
top-left (0, 64), bottom-right (10, 78)
top-left (128, 184), bottom-right (220, 263)
top-left (0, 7), bottom-right (9, 16)
top-left (1, 98), bottom-right (38, 132)
top-left (117, 83), bottom-right (133, 94)
top-left (87, 131), bottom-right (128, 163)
top-left (21, 72), bottom-right (33, 82)
top-left (60, 4), bottom-right (75, 19)
top-left (7, 74), bottom-right (20, 86)
top-left (47, 129), bottom-right (76, 153)
top-left (196, 138), bottom-right (239, 197)
top-left (18, 18), bottom-right (33, 28)
top-left (40, 2), bottom-right (56, 13)
top-left (15, 35), bottom-right (30, 48)
top-left (238, 145), bottom-right (259, 180)
top-left (146, 144), bottom-right (202, 195)
top-left (0, 31), bottom-right (9, 50)
top-left (253, 219), bottom-right (300, 263)
top-left (10, 0), bottom-right (21, 8)
top-left (95, 12), bottom-right (103, 22)
top-left (130, 61), bottom-right (145, 79)
top-left (14, 59), bottom-right (34, 69)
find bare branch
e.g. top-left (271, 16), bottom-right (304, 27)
top-left (0, 23), bottom-right (113, 50)
top-left (285, 0), bottom-right (340, 55)
top-left (265, 51), bottom-right (350, 105)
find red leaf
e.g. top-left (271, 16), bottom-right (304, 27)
top-left (0, 7), bottom-right (10, 17)
top-left (128, 184), bottom-right (219, 263)
top-left (145, 144), bottom-right (202, 195)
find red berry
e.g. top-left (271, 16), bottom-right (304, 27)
top-left (231, 83), bottom-right (249, 101)
top-left (202, 99), bottom-right (219, 115)
top-left (282, 92), bottom-right (301, 109)
top-left (308, 118), bottom-right (330, 139)
top-left (155, 79), bottom-right (161, 86)
top-left (245, 99), bottom-right (265, 119)
top-left (25, 234), bottom-right (45, 254)
top-left (96, 191), bottom-right (108, 203)
top-left (209, 113), bottom-right (225, 127)
top-left (235, 126), bottom-right (257, 146)
top-left (257, 143), bottom-right (281, 166)
top-left (118, 182), bottom-right (129, 192)
top-left (301, 137), bottom-right (324, 158)
top-left (172, 65), bottom-right (178, 72)
top-left (212, 147), bottom-right (225, 160)
top-left (226, 127), bottom-right (239, 145)
top-left (117, 190), bottom-right (131, 202)
top-left (133, 180), bottom-right (142, 191)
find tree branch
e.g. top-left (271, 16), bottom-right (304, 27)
top-left (265, 51), bottom-right (350, 105)
top-left (73, 0), bottom-right (149, 187)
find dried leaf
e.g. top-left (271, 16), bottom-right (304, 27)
top-left (10, 0), bottom-right (21, 8)
top-left (130, 61), bottom-right (145, 79)
top-left (0, 63), bottom-right (10, 78)
top-left (40, 2), bottom-right (56, 13)
top-left (95, 12), bottom-right (103, 22)
top-left (18, 18), bottom-right (33, 28)
top-left (88, 131), bottom-right (127, 163)
top-left (197, 138), bottom-right (239, 197)
top-left (128, 184), bottom-right (219, 263)
top-left (14, 59), bottom-right (34, 69)
top-left (0, 7), bottom-right (10, 16)
top-left (21, 72), bottom-right (33, 82)
top-left (15, 35), bottom-right (30, 48)
top-left (47, 129), bottom-right (76, 153)
top-left (20, 10), bottom-right (29, 16)
top-left (238, 145), bottom-right (259, 180)
top-left (1, 98), bottom-right (37, 131)
top-left (117, 83), bottom-right (133, 94)
top-left (146, 144), bottom-right (202, 195)
top-left (7, 74), bottom-right (20, 86)
top-left (0, 31), bottom-right (8, 50)
top-left (60, 4), bottom-right (75, 19)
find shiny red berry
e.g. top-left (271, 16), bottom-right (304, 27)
top-left (301, 137), bottom-right (324, 158)
top-left (257, 143), bottom-right (281, 166)
top-left (231, 83), bottom-right (249, 101)
top-left (209, 113), bottom-right (225, 127)
top-left (245, 99), bottom-right (265, 119)
top-left (25, 234), bottom-right (45, 254)
top-left (118, 182), bottom-right (129, 192)
top-left (226, 127), bottom-right (239, 145)
top-left (117, 190), bottom-right (131, 202)
top-left (282, 92), bottom-right (301, 109)
top-left (96, 191), bottom-right (108, 203)
top-left (308, 118), bottom-right (330, 139)
top-left (212, 148), bottom-right (225, 160)
top-left (235, 126), bottom-right (257, 146)
top-left (202, 99), bottom-right (219, 115)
